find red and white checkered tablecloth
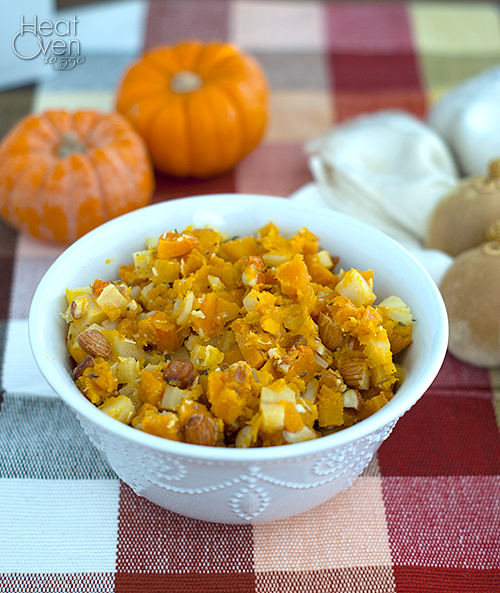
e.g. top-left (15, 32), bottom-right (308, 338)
top-left (1, 1), bottom-right (500, 591)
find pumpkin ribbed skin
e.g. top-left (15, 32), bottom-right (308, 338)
top-left (0, 110), bottom-right (155, 244)
top-left (115, 41), bottom-right (268, 178)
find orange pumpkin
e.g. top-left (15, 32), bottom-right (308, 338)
top-left (115, 41), bottom-right (268, 178)
top-left (0, 110), bottom-right (155, 244)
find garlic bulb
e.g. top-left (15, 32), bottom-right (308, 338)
top-left (439, 241), bottom-right (500, 367)
top-left (428, 66), bottom-right (500, 176)
top-left (426, 159), bottom-right (500, 257)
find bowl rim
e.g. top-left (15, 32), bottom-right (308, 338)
top-left (29, 193), bottom-right (449, 463)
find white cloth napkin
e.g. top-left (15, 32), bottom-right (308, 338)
top-left (428, 66), bottom-right (500, 177)
top-left (294, 110), bottom-right (458, 286)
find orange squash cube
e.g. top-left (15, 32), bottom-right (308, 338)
top-left (359, 393), bottom-right (388, 420)
top-left (281, 346), bottom-right (323, 383)
top-left (157, 231), bottom-right (199, 259)
top-left (139, 368), bottom-right (167, 408)
top-left (304, 253), bottom-right (338, 286)
top-left (276, 254), bottom-right (313, 300)
top-left (282, 400), bottom-right (305, 433)
top-left (76, 358), bottom-right (118, 405)
top-left (137, 311), bottom-right (182, 352)
top-left (132, 404), bottom-right (181, 441)
top-left (317, 384), bottom-right (344, 427)
top-left (218, 235), bottom-right (260, 262)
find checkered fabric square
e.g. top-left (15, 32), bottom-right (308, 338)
top-left (1, 1), bottom-right (500, 591)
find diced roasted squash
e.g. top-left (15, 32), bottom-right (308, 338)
top-left (157, 231), bottom-right (199, 259)
top-left (132, 404), bottom-right (181, 440)
top-left (65, 223), bottom-right (413, 447)
top-left (139, 368), bottom-right (167, 407)
top-left (136, 311), bottom-right (183, 352)
top-left (317, 384), bottom-right (344, 427)
top-left (207, 361), bottom-right (260, 425)
top-left (76, 358), bottom-right (118, 405)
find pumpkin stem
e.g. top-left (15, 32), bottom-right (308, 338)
top-left (57, 131), bottom-right (87, 159)
top-left (170, 70), bottom-right (203, 94)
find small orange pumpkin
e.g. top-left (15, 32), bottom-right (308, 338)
top-left (0, 110), bottom-right (155, 244)
top-left (115, 41), bottom-right (268, 178)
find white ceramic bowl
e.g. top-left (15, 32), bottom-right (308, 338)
top-left (29, 194), bottom-right (448, 524)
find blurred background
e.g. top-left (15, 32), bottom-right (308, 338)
top-left (3, 0), bottom-right (500, 200)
